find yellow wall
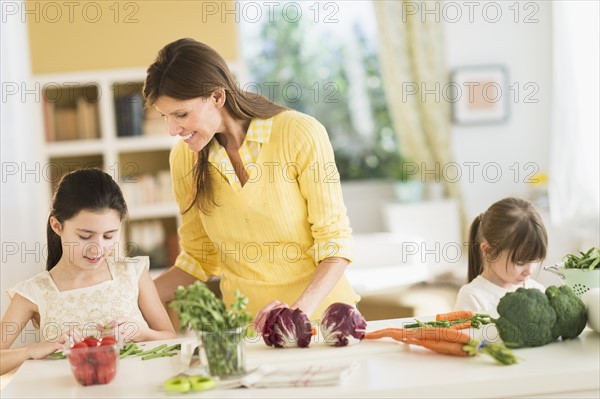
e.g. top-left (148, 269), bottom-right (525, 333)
top-left (27, 0), bottom-right (238, 74)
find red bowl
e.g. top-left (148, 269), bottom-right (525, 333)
top-left (66, 337), bottom-right (119, 386)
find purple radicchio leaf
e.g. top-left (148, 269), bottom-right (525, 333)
top-left (262, 308), bottom-right (299, 348)
top-left (262, 307), bottom-right (288, 347)
top-left (292, 308), bottom-right (312, 348)
top-left (320, 302), bottom-right (367, 347)
top-left (262, 307), bottom-right (313, 348)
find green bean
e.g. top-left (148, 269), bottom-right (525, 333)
top-left (141, 352), bottom-right (178, 360)
top-left (136, 343), bottom-right (168, 357)
top-left (161, 344), bottom-right (181, 353)
top-left (119, 344), bottom-right (139, 359)
top-left (47, 351), bottom-right (66, 359)
top-left (403, 314), bottom-right (493, 330)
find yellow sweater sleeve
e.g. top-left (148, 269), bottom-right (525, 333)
top-left (170, 141), bottom-right (221, 281)
top-left (286, 113), bottom-right (354, 264)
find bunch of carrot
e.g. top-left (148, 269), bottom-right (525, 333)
top-left (365, 311), bottom-right (517, 365)
top-left (403, 310), bottom-right (494, 330)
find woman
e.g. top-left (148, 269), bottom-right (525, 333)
top-left (144, 38), bottom-right (359, 331)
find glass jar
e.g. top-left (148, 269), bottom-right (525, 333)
top-left (196, 327), bottom-right (246, 378)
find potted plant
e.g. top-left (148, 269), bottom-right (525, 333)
top-left (380, 153), bottom-right (424, 203)
top-left (169, 282), bottom-right (252, 378)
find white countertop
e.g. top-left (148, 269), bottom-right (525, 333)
top-left (2, 318), bottom-right (599, 398)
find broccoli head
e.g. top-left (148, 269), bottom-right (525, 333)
top-left (496, 287), bottom-right (557, 348)
top-left (546, 285), bottom-right (587, 340)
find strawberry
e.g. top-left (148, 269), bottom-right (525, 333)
top-left (73, 363), bottom-right (96, 386)
top-left (67, 342), bottom-right (88, 367)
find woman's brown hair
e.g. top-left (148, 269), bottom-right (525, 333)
top-left (143, 38), bottom-right (288, 214)
top-left (467, 197), bottom-right (547, 282)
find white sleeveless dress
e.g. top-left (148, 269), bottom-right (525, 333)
top-left (7, 256), bottom-right (150, 341)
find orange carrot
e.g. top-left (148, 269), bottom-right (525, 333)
top-left (364, 328), bottom-right (401, 340)
top-left (449, 321), bottom-right (472, 330)
top-left (436, 310), bottom-right (474, 321)
top-left (311, 326), bottom-right (317, 336)
top-left (364, 327), bottom-right (470, 344)
top-left (404, 338), bottom-right (469, 357)
top-left (366, 328), bottom-right (518, 365)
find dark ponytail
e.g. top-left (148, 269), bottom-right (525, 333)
top-left (46, 168), bottom-right (128, 271)
top-left (467, 214), bottom-right (484, 282)
top-left (46, 215), bottom-right (63, 272)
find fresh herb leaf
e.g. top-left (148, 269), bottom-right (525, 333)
top-left (562, 247), bottom-right (600, 270)
top-left (169, 281), bottom-right (251, 332)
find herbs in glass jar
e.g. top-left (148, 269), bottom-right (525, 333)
top-left (169, 282), bottom-right (252, 378)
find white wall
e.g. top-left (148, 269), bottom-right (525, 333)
top-left (444, 1), bottom-right (552, 219)
top-left (441, 1), bottom-right (589, 270)
top-left (1, 9), bottom-right (49, 318)
top-left (343, 2), bottom-right (560, 266)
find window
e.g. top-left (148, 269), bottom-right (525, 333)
top-left (239, 1), bottom-right (402, 180)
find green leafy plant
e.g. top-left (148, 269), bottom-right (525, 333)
top-left (169, 282), bottom-right (251, 332)
top-left (562, 247), bottom-right (600, 270)
top-left (245, 8), bottom-right (403, 181)
top-left (169, 282), bottom-right (251, 377)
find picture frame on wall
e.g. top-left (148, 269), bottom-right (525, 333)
top-left (450, 65), bottom-right (509, 125)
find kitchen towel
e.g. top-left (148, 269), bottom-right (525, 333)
top-left (218, 362), bottom-right (359, 389)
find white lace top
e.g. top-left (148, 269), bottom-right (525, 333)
top-left (454, 275), bottom-right (546, 318)
top-left (7, 256), bottom-right (150, 340)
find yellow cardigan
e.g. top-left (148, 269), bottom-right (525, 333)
top-left (170, 110), bottom-right (360, 318)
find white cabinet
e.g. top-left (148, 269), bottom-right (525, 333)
top-left (345, 197), bottom-right (465, 318)
top-left (382, 199), bottom-right (465, 277)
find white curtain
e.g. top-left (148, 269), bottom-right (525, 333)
top-left (373, 0), bottom-right (466, 228)
top-left (550, 1), bottom-right (600, 245)
top-left (1, 1), bottom-right (48, 317)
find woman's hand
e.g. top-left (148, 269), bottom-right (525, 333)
top-left (290, 257), bottom-right (350, 319)
top-left (104, 318), bottom-right (149, 343)
top-left (253, 300), bottom-right (288, 334)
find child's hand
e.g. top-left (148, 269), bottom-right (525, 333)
top-left (29, 334), bottom-right (68, 360)
top-left (104, 318), bottom-right (149, 343)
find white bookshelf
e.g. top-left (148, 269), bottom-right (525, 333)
top-left (115, 135), bottom-right (179, 153)
top-left (45, 140), bottom-right (105, 157)
top-left (128, 203), bottom-right (180, 222)
top-left (35, 68), bottom-right (181, 269)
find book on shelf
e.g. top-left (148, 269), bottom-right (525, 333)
top-left (43, 95), bottom-right (99, 142)
top-left (115, 92), bottom-right (144, 137)
top-left (121, 171), bottom-right (173, 206)
top-left (42, 95), bottom-right (55, 142)
top-left (54, 107), bottom-right (78, 141)
top-left (76, 97), bottom-right (99, 139)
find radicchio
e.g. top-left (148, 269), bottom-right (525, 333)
top-left (262, 307), bottom-right (312, 348)
top-left (320, 302), bottom-right (367, 347)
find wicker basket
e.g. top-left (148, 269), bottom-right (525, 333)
top-left (544, 265), bottom-right (600, 296)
